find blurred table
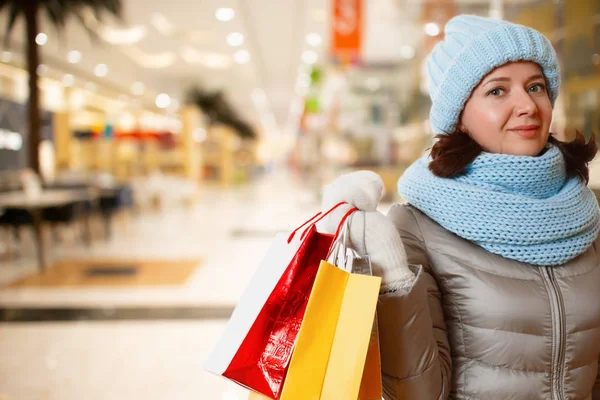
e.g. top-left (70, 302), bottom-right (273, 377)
top-left (0, 189), bottom-right (94, 208)
top-left (0, 189), bottom-right (97, 272)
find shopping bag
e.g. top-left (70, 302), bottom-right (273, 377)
top-left (321, 212), bottom-right (383, 399)
top-left (246, 261), bottom-right (383, 400)
top-left (358, 312), bottom-right (383, 400)
top-left (205, 202), bottom-right (355, 399)
top-left (350, 251), bottom-right (383, 400)
top-left (279, 212), bottom-right (382, 400)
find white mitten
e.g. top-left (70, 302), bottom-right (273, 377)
top-left (318, 171), bottom-right (415, 293)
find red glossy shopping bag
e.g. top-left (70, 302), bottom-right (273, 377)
top-left (206, 202), bottom-right (356, 399)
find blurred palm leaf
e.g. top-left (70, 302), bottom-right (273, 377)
top-left (2, 0), bottom-right (122, 42)
top-left (188, 87), bottom-right (256, 139)
top-left (0, 0), bottom-right (122, 173)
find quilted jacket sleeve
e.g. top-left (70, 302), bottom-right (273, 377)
top-left (377, 204), bottom-right (451, 400)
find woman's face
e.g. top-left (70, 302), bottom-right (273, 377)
top-left (459, 61), bottom-right (553, 156)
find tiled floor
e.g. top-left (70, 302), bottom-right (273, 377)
top-left (0, 171), bottom-right (337, 400)
top-left (0, 321), bottom-right (249, 400)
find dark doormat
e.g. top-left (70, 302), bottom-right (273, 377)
top-left (0, 305), bottom-right (236, 322)
top-left (84, 265), bottom-right (139, 277)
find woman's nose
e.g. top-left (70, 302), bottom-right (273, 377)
top-left (513, 90), bottom-right (538, 117)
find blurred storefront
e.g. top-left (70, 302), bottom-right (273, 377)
top-left (0, 63), bottom-right (265, 206)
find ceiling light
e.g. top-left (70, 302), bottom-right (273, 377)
top-left (36, 64), bottom-right (48, 76)
top-left (178, 29), bottom-right (210, 43)
top-left (62, 74), bottom-right (75, 87)
top-left (98, 25), bottom-right (146, 45)
top-left (151, 13), bottom-right (173, 36)
top-left (306, 33), bottom-right (322, 47)
top-left (155, 93), bottom-right (171, 109)
top-left (85, 82), bottom-right (96, 92)
top-left (35, 33), bottom-right (48, 46)
top-left (400, 45), bottom-right (416, 59)
top-left (131, 82), bottom-right (145, 96)
top-left (94, 64), bottom-right (108, 77)
top-left (180, 46), bottom-right (231, 69)
top-left (123, 46), bottom-right (176, 69)
top-left (234, 50), bottom-right (251, 64)
top-left (1, 51), bottom-right (12, 63)
top-left (202, 54), bottom-right (231, 69)
top-left (226, 32), bottom-right (244, 47)
top-left (424, 22), bottom-right (441, 37)
top-left (302, 50), bottom-right (318, 65)
top-left (216, 8), bottom-right (235, 22)
top-left (67, 50), bottom-right (82, 64)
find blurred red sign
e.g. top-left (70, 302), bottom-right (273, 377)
top-left (331, 0), bottom-right (362, 63)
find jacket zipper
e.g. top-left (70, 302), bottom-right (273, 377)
top-left (542, 267), bottom-right (567, 399)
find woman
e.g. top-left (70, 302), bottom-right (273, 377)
top-left (320, 15), bottom-right (600, 399)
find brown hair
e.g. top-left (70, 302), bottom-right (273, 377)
top-left (428, 130), bottom-right (598, 183)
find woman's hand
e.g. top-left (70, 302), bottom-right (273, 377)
top-left (318, 171), bottom-right (415, 292)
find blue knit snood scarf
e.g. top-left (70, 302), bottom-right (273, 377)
top-left (398, 145), bottom-right (600, 266)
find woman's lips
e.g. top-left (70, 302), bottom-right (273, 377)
top-left (508, 125), bottom-right (540, 139)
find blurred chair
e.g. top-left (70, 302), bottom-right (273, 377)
top-left (0, 181), bottom-right (95, 259)
top-left (43, 182), bottom-right (95, 245)
top-left (0, 208), bottom-right (33, 252)
top-left (98, 184), bottom-right (134, 239)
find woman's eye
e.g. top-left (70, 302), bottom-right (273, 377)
top-left (487, 88), bottom-right (504, 96)
top-left (529, 83), bottom-right (546, 93)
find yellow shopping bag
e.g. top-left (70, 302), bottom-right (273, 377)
top-left (347, 248), bottom-right (383, 400)
top-left (278, 260), bottom-right (381, 400)
top-left (358, 312), bottom-right (383, 400)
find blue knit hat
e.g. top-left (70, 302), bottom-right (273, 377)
top-left (427, 15), bottom-right (560, 135)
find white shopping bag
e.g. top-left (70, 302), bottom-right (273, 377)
top-left (204, 231), bottom-right (304, 375)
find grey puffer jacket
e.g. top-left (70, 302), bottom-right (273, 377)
top-left (379, 204), bottom-right (600, 400)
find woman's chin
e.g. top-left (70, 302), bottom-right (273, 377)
top-left (505, 142), bottom-right (547, 156)
top-left (503, 134), bottom-right (549, 156)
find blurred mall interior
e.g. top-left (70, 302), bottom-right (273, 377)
top-left (1, 0), bottom-right (600, 399)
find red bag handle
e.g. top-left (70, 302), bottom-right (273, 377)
top-left (287, 211), bottom-right (323, 244)
top-left (332, 207), bottom-right (358, 240)
top-left (287, 201), bottom-right (349, 243)
top-left (299, 202), bottom-right (356, 241)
